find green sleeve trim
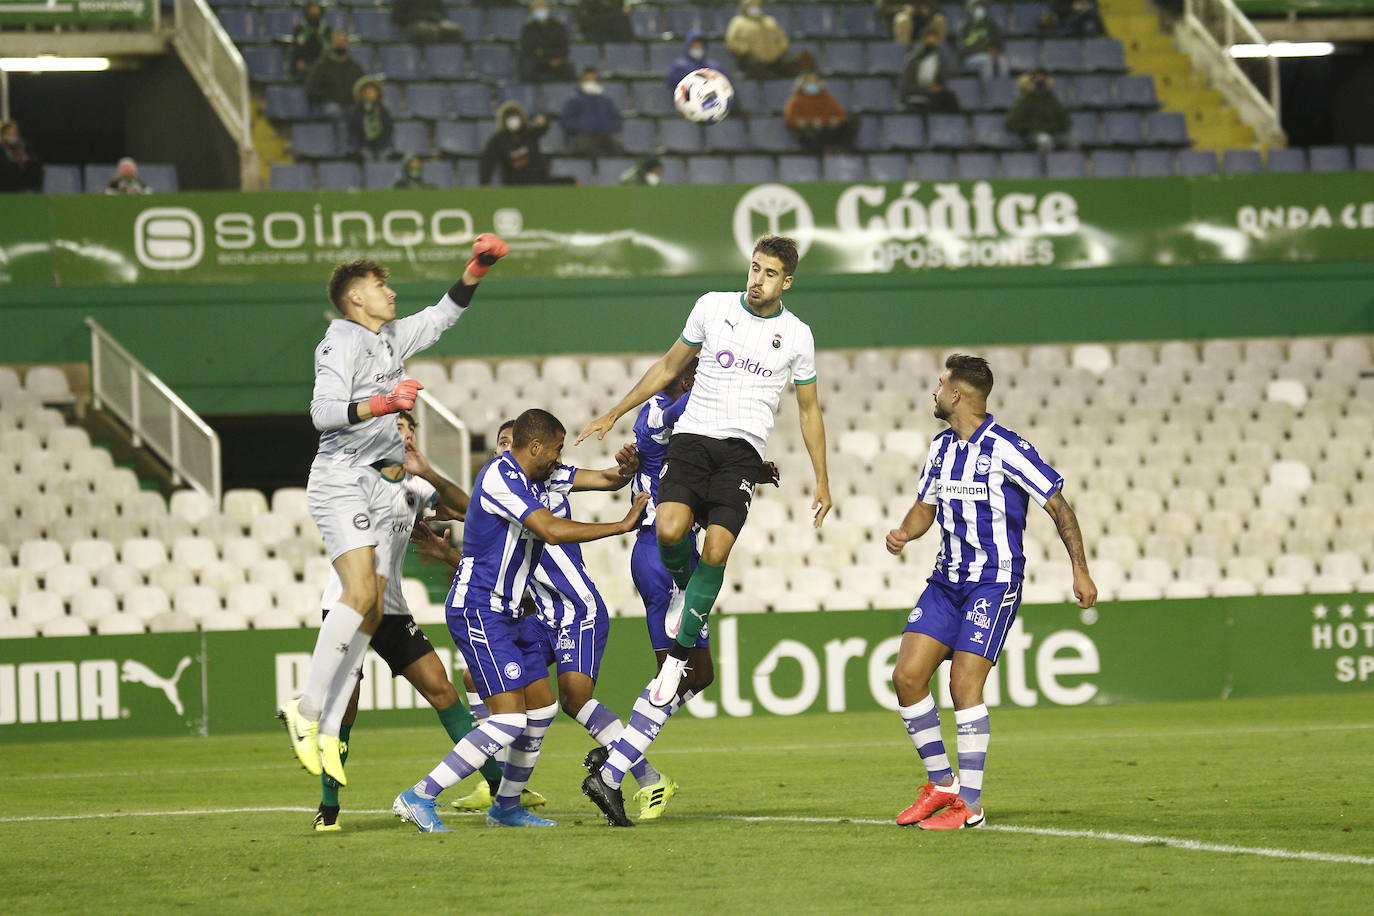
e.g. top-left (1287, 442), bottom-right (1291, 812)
top-left (793, 376), bottom-right (817, 386)
top-left (680, 334), bottom-right (702, 346)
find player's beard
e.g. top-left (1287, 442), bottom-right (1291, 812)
top-left (934, 399), bottom-right (951, 421)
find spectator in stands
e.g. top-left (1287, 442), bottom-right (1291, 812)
top-left (518, 0), bottom-right (575, 83)
top-left (290, 1), bottom-right (331, 80)
top-left (576, 0), bottom-right (634, 43)
top-left (306, 31), bottom-right (365, 117)
top-left (877, 1), bottom-right (946, 47)
top-left (1048, 0), bottom-right (1105, 37)
top-left (619, 156), bottom-right (664, 185)
top-left (0, 120), bottom-right (43, 193)
top-left (1006, 70), bottom-right (1073, 151)
top-left (346, 76), bottom-right (395, 163)
top-left (561, 67), bottom-right (625, 156)
top-left (725, 1), bottom-right (811, 81)
top-left (391, 0), bottom-right (464, 43)
top-left (666, 31), bottom-right (729, 90)
top-left (956, 2), bottom-right (1002, 75)
top-left (480, 101), bottom-right (576, 185)
top-left (898, 26), bottom-right (960, 113)
top-left (784, 72), bottom-right (857, 153)
top-left (391, 154), bottom-right (433, 189)
top-left (105, 157), bottom-right (151, 194)
top-left (980, 40), bottom-right (1011, 79)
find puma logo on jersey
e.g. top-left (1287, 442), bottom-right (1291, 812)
top-left (724, 318), bottom-right (737, 330)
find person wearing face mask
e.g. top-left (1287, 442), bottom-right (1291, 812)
top-left (0, 120), bottom-right (43, 193)
top-left (783, 73), bottom-right (857, 154)
top-left (619, 156), bottom-right (664, 186)
top-left (518, 0), bottom-right (575, 83)
top-left (1005, 70), bottom-right (1073, 152)
top-left (307, 30), bottom-right (365, 117)
top-left (391, 154), bottom-right (434, 189)
top-left (105, 157), bottom-right (151, 194)
top-left (665, 31), bottom-right (729, 92)
top-left (291, 2), bottom-right (332, 80)
top-left (956, 1), bottom-right (1002, 75)
top-left (480, 101), bottom-right (576, 186)
top-left (561, 68), bottom-right (626, 157)
top-left (346, 76), bottom-right (396, 163)
top-left (725, 0), bottom-right (803, 80)
top-left (575, 0), bottom-right (634, 43)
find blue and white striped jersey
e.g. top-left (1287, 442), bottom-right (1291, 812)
top-left (528, 463), bottom-right (609, 630)
top-left (631, 390), bottom-right (691, 532)
top-left (446, 452), bottom-right (549, 616)
top-left (916, 415), bottom-right (1063, 584)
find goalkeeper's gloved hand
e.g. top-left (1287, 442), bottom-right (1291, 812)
top-left (465, 233), bottom-right (510, 279)
top-left (368, 378), bottom-right (423, 417)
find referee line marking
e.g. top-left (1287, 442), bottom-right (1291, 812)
top-left (0, 805), bottom-right (1369, 867)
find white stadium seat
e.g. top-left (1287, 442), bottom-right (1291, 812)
top-left (148, 611), bottom-right (198, 633)
top-left (23, 366), bottom-right (72, 401)
top-left (170, 489), bottom-right (215, 524)
top-left (17, 592), bottom-right (64, 625)
top-left (1266, 379), bottom-right (1308, 409)
top-left (200, 609), bottom-right (250, 632)
top-left (1321, 552), bottom-right (1365, 580)
top-left (69, 538), bottom-right (118, 573)
top-left (71, 588), bottom-right (118, 624)
top-left (121, 537), bottom-right (168, 572)
top-left (95, 563), bottom-right (143, 597)
top-left (1213, 578), bottom-right (1258, 597)
top-left (227, 583), bottom-right (273, 617)
top-left (172, 536), bottom-right (220, 573)
top-left (42, 616), bottom-right (90, 637)
top-left (1259, 577), bottom-right (1304, 596)
top-left (18, 539), bottom-right (65, 576)
top-left (95, 613), bottom-right (145, 635)
top-left (174, 585), bottom-right (222, 618)
top-left (123, 586), bottom-right (171, 620)
top-left (150, 562), bottom-right (197, 596)
top-left (250, 513), bottom-right (296, 548)
top-left (199, 561), bottom-right (246, 597)
top-left (249, 559), bottom-right (295, 591)
top-left (42, 563), bottom-right (91, 601)
top-left (270, 487), bottom-right (311, 522)
top-left (223, 489), bottom-right (270, 527)
top-left (0, 616), bottom-right (38, 638)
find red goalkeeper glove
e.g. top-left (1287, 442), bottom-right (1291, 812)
top-left (465, 233), bottom-right (509, 279)
top-left (368, 378), bottom-right (423, 417)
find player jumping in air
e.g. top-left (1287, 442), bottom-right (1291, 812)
top-left (392, 409), bottom-right (648, 832)
top-left (885, 354), bottom-right (1096, 830)
top-left (280, 237), bottom-right (508, 785)
top-left (576, 235), bottom-right (831, 826)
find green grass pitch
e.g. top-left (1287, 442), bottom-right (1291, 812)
top-left (2, 692), bottom-right (1371, 914)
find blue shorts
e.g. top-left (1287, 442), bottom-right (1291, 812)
top-left (631, 528), bottom-right (708, 652)
top-left (530, 611), bottom-right (610, 680)
top-left (903, 577), bottom-right (1023, 664)
top-left (446, 605), bottom-right (551, 699)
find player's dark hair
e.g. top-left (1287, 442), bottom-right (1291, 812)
top-left (753, 235), bottom-right (799, 276)
top-left (664, 357), bottom-right (699, 395)
top-left (498, 419), bottom-right (516, 438)
top-left (946, 353), bottom-right (994, 399)
top-left (512, 409), bottom-right (564, 448)
top-left (327, 259), bottom-right (388, 314)
top-left (396, 409), bottom-right (417, 429)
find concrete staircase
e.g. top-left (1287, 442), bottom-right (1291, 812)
top-left (1099, 0), bottom-right (1256, 151)
top-left (249, 93), bottom-right (292, 187)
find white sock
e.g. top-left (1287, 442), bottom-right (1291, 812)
top-left (495, 702), bottom-right (558, 809)
top-left (298, 603), bottom-right (363, 721)
top-left (319, 630), bottom-right (369, 738)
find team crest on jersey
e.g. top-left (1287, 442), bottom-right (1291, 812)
top-left (503, 662), bottom-right (522, 679)
top-left (352, 513), bottom-right (370, 530)
top-left (772, 333), bottom-right (782, 349)
top-left (975, 455), bottom-right (993, 474)
top-left (908, 607), bottom-right (923, 623)
top-left (931, 455), bottom-right (942, 468)
top-left (966, 598), bottom-right (992, 629)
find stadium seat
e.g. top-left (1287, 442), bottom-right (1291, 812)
top-left (470, 44), bottom-right (515, 80)
top-left (1177, 150), bottom-right (1219, 175)
top-left (746, 118), bottom-right (791, 153)
top-left (776, 155), bottom-right (821, 182)
top-left (1265, 148), bottom-right (1308, 173)
top-left (868, 153), bottom-right (909, 181)
top-left (880, 114), bottom-right (925, 150)
top-left (971, 114), bottom-right (1020, 150)
top-left (1000, 151), bottom-right (1043, 179)
top-left (927, 114), bottom-right (970, 149)
top-left (1073, 75), bottom-right (1114, 109)
top-left (660, 119), bottom-right (705, 153)
top-left (704, 118), bottom-right (749, 153)
top-left (1117, 76), bottom-right (1158, 108)
top-left (290, 122), bottom-right (338, 159)
top-left (1145, 112), bottom-right (1189, 146)
top-left (18, 539), bottom-right (64, 575)
top-left (1102, 112), bottom-right (1144, 146)
top-left (1222, 149), bottom-right (1262, 174)
top-left (732, 155), bottom-right (777, 184)
top-left (72, 588), bottom-right (118, 625)
top-left (42, 165), bottom-right (82, 194)
top-left (270, 164), bottom-right (313, 191)
top-left (1133, 149), bottom-right (1173, 177)
top-left (1353, 146), bottom-right (1374, 170)
top-left (174, 585), bottom-right (222, 618)
top-left (1084, 39), bottom-right (1126, 72)
top-left (316, 160), bottom-right (361, 191)
top-left (955, 152), bottom-right (997, 180)
top-left (423, 44), bottom-right (467, 80)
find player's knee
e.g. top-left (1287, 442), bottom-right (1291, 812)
top-left (892, 665), bottom-right (925, 700)
top-left (948, 677), bottom-right (984, 709)
top-left (423, 681), bottom-right (459, 710)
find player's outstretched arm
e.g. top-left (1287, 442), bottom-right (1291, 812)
top-left (885, 501), bottom-right (936, 555)
top-left (794, 381), bottom-right (832, 527)
top-left (411, 523), bottom-right (461, 570)
top-left (523, 492), bottom-right (650, 545)
top-left (404, 442), bottom-right (470, 519)
top-left (570, 443), bottom-right (639, 492)
top-left (393, 234), bottom-right (510, 360)
top-left (576, 339), bottom-right (701, 444)
top-left (1044, 491), bottom-right (1097, 608)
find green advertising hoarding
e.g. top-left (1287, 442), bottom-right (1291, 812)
top-left (21, 172), bottom-right (1374, 288)
top-left (0, 0), bottom-right (153, 25)
top-left (3, 595), bottom-right (1370, 742)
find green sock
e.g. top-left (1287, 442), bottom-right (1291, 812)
top-left (319, 723), bottom-right (352, 808)
top-left (437, 700), bottom-right (503, 791)
top-left (676, 561), bottom-right (725, 650)
top-left (658, 537), bottom-right (695, 590)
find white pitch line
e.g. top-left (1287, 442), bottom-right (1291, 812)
top-left (0, 806), bottom-right (1370, 867)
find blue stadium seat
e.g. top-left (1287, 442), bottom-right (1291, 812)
top-left (1045, 151), bottom-right (1086, 178)
top-left (270, 163), bottom-right (314, 190)
top-left (595, 156), bottom-right (635, 186)
top-left (423, 45), bottom-right (467, 80)
top-left (1133, 149), bottom-right (1174, 177)
top-left (824, 41), bottom-right (865, 74)
top-left (955, 152), bottom-right (997, 180)
top-left (435, 121), bottom-right (480, 156)
top-left (217, 8), bottom-right (259, 42)
top-left (1011, 3), bottom-right (1049, 34)
top-left (451, 83), bottom-right (492, 118)
top-left (243, 46), bottom-right (286, 82)
top-left (632, 80), bottom-right (674, 116)
top-left (847, 77), bottom-right (893, 114)
top-left (732, 155), bottom-right (777, 184)
top-left (454, 159), bottom-right (478, 186)
top-left (1266, 147), bottom-right (1307, 173)
top-left (620, 118), bottom-right (656, 153)
top-left (263, 9), bottom-right (296, 36)
top-left (1354, 145), bottom-right (1374, 170)
top-left (659, 156), bottom-right (686, 186)
top-left (911, 152), bottom-right (955, 180)
top-left (760, 79), bottom-right (793, 114)
top-left (351, 8), bottom-right (398, 41)
top-left (648, 43), bottom-right (679, 77)
top-left (946, 77), bottom-right (983, 112)
top-left (1041, 39), bottom-right (1084, 73)
top-left (880, 114), bottom-right (925, 150)
top-left (550, 156), bottom-right (595, 185)
top-left (971, 113), bottom-right (1019, 149)
top-left (349, 45), bottom-right (378, 73)
top-left (686, 156), bottom-right (731, 184)
top-left (383, 81), bottom-right (405, 113)
top-left (927, 113), bottom-right (970, 149)
top-left (393, 121), bottom-right (433, 155)
top-left (423, 160), bottom-right (455, 188)
top-left (1084, 39), bottom-right (1126, 72)
top-left (364, 161), bottom-right (401, 189)
top-left (853, 116), bottom-right (881, 152)
top-left (865, 43), bottom-right (907, 75)
top-left (502, 82), bottom-right (540, 113)
top-left (731, 78), bottom-right (763, 115)
top-left (795, 4), bottom-right (834, 37)
top-left (1073, 75), bottom-right (1113, 109)
top-left (1101, 111), bottom-right (1144, 146)
top-left (705, 5), bottom-right (736, 34)
top-left (139, 163), bottom-right (178, 192)
top-left (291, 122), bottom-right (338, 158)
top-left (1308, 145), bottom-right (1351, 173)
top-left (1145, 111), bottom-right (1189, 146)
top-left (629, 6), bottom-right (658, 38)
top-left (43, 164), bottom-right (82, 193)
top-left (822, 153), bottom-right (865, 183)
top-left (838, 5), bottom-right (880, 37)
top-left (1177, 150), bottom-right (1219, 175)
top-left (1003, 39), bottom-right (1039, 73)
top-left (470, 44), bottom-right (514, 81)
top-left (539, 122), bottom-right (567, 155)
top-left (604, 43), bottom-right (647, 77)
top-left (1117, 75), bottom-right (1158, 108)
top-left (317, 160), bottom-right (361, 190)
top-left (1069, 111), bottom-right (1099, 146)
top-left (826, 77), bottom-right (853, 112)
top-left (868, 152), bottom-right (908, 181)
top-left (999, 151), bottom-right (1043, 179)
top-left (982, 78), bottom-right (1018, 110)
top-left (379, 45), bottom-right (426, 80)
top-left (265, 84), bottom-right (310, 120)
top-left (748, 117), bottom-right (792, 153)
top-left (486, 6), bottom-right (526, 37)
top-left (776, 155), bottom-right (821, 182)
top-left (660, 119), bottom-right (705, 153)
top-left (406, 83), bottom-right (449, 119)
top-left (1221, 149), bottom-right (1262, 173)
top-left (662, 8), bottom-right (701, 37)
top-left (705, 118), bottom-right (749, 153)
top-left (1091, 150), bottom-right (1132, 177)
top-left (82, 163), bottom-right (114, 192)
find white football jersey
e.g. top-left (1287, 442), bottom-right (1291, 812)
top-left (320, 475), bottom-right (436, 616)
top-left (673, 291), bottom-right (816, 457)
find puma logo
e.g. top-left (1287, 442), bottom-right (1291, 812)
top-left (724, 319), bottom-right (737, 331)
top-left (121, 657), bottom-right (194, 716)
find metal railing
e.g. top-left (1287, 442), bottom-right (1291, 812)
top-left (1178, 0), bottom-right (1286, 147)
top-left (412, 389), bottom-right (472, 491)
top-left (172, 0), bottom-right (260, 189)
top-left (86, 318), bottom-right (223, 505)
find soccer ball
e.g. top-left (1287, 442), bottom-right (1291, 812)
top-left (674, 68), bottom-right (734, 124)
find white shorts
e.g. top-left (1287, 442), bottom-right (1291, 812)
top-left (307, 459), bottom-right (393, 563)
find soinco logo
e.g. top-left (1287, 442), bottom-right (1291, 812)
top-left (0, 656), bottom-right (194, 725)
top-left (733, 184), bottom-right (815, 259)
top-left (134, 207), bottom-right (204, 270)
